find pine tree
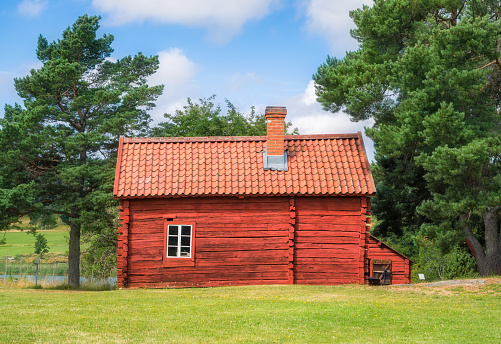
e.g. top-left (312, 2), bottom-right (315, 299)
top-left (314, 0), bottom-right (501, 275)
top-left (0, 15), bottom-right (163, 286)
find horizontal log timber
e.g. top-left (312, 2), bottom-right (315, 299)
top-left (295, 277), bottom-right (359, 285)
top-left (294, 224), bottom-right (362, 232)
top-left (295, 197), bottom-right (361, 212)
top-left (130, 215), bottom-right (289, 226)
top-left (129, 233), bottom-right (162, 241)
top-left (127, 279), bottom-right (289, 288)
top-left (195, 257), bottom-right (288, 266)
top-left (294, 264), bottom-right (359, 274)
top-left (296, 215), bottom-right (362, 225)
top-left (295, 251), bottom-right (360, 259)
top-left (196, 236), bottom-right (288, 246)
top-left (129, 262), bottom-right (288, 274)
top-left (128, 255), bottom-right (289, 266)
top-left (130, 200), bottom-right (290, 214)
top-left (128, 270), bottom-right (289, 282)
top-left (128, 278), bottom-right (288, 286)
top-left (294, 237), bottom-right (360, 245)
top-left (198, 223), bottom-right (289, 231)
top-left (295, 272), bottom-right (359, 280)
top-left (295, 230), bottom-right (361, 237)
top-left (196, 250), bottom-right (288, 259)
top-left (295, 242), bottom-right (361, 250)
top-left (293, 210), bottom-right (367, 216)
top-left (197, 241), bottom-right (286, 252)
top-left (369, 253), bottom-right (407, 263)
top-left (196, 230), bottom-right (286, 238)
top-left (129, 241), bottom-right (163, 251)
top-left (293, 257), bottom-right (358, 264)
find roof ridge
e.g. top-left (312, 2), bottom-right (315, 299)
top-left (122, 133), bottom-right (362, 144)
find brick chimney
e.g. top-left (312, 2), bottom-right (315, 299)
top-left (263, 106), bottom-right (288, 171)
top-left (265, 106), bottom-right (286, 156)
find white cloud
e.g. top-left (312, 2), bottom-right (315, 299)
top-left (149, 49), bottom-right (197, 89)
top-left (283, 80), bottom-right (375, 161)
top-left (92, 0), bottom-right (281, 43)
top-left (17, 0), bottom-right (48, 17)
top-left (147, 48), bottom-right (198, 122)
top-left (304, 0), bottom-right (373, 54)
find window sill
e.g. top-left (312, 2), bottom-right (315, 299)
top-left (162, 258), bottom-right (195, 267)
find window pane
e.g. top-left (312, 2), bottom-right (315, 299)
top-left (180, 246), bottom-right (190, 256)
top-left (168, 236), bottom-right (178, 246)
top-left (168, 225), bottom-right (179, 236)
top-left (167, 247), bottom-right (178, 257)
top-left (181, 236), bottom-right (191, 246)
top-left (181, 226), bottom-right (191, 236)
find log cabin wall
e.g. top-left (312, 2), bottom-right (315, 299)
top-left (118, 195), bottom-right (375, 288)
top-left (294, 196), bottom-right (365, 285)
top-left (123, 196), bottom-right (291, 288)
top-left (117, 194), bottom-right (412, 288)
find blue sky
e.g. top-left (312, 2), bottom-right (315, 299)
top-left (0, 0), bottom-right (374, 159)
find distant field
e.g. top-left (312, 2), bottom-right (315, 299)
top-left (0, 230), bottom-right (69, 258)
top-left (0, 283), bottom-right (500, 343)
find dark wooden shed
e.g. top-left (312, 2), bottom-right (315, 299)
top-left (113, 106), bottom-right (411, 288)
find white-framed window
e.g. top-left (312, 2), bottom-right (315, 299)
top-left (163, 218), bottom-right (195, 267)
top-left (166, 224), bottom-right (192, 258)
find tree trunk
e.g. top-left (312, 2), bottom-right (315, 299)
top-left (463, 207), bottom-right (501, 276)
top-left (482, 206), bottom-right (501, 275)
top-left (68, 220), bottom-right (81, 287)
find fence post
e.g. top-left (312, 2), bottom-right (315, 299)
top-left (4, 245), bottom-right (7, 281)
top-left (34, 258), bottom-right (41, 287)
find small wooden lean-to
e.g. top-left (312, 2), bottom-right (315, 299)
top-left (113, 106), bottom-right (411, 288)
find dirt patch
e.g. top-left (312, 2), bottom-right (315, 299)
top-left (388, 278), bottom-right (501, 296)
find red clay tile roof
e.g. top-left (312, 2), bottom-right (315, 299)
top-left (113, 133), bottom-right (375, 198)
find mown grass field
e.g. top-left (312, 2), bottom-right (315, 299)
top-left (0, 226), bottom-right (69, 258)
top-left (1, 282), bottom-right (500, 343)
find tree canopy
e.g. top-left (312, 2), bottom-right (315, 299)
top-left (0, 15), bottom-right (163, 286)
top-left (314, 0), bottom-right (501, 275)
top-left (152, 95), bottom-right (297, 137)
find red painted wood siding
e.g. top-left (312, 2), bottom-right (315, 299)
top-left (117, 196), bottom-right (374, 288)
top-left (294, 197), bottom-right (365, 285)
top-left (367, 236), bottom-right (411, 284)
top-left (121, 197), bottom-right (290, 288)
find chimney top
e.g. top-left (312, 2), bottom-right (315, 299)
top-left (265, 106), bottom-right (287, 116)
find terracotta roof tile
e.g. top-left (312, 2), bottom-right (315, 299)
top-left (114, 133), bottom-right (375, 198)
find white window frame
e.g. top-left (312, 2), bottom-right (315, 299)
top-left (166, 224), bottom-right (193, 258)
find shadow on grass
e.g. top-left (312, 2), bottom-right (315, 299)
top-left (44, 282), bottom-right (117, 291)
top-left (0, 278), bottom-right (116, 291)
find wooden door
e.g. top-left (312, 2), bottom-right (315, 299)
top-left (371, 259), bottom-right (392, 285)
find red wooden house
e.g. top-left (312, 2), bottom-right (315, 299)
top-left (113, 106), bottom-right (411, 288)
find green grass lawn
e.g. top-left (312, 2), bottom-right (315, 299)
top-left (0, 230), bottom-right (69, 258)
top-left (0, 283), bottom-right (500, 343)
